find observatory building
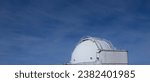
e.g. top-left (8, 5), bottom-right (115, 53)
top-left (69, 36), bottom-right (128, 65)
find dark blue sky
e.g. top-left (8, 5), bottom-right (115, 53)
top-left (0, 0), bottom-right (150, 64)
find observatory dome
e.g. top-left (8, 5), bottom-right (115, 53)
top-left (70, 36), bottom-right (116, 64)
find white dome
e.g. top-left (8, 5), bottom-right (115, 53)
top-left (70, 36), bottom-right (116, 64)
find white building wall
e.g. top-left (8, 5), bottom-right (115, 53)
top-left (99, 50), bottom-right (128, 65)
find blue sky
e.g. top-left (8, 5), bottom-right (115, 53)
top-left (0, 0), bottom-right (150, 64)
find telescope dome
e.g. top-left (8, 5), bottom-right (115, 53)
top-left (70, 36), bottom-right (116, 64)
